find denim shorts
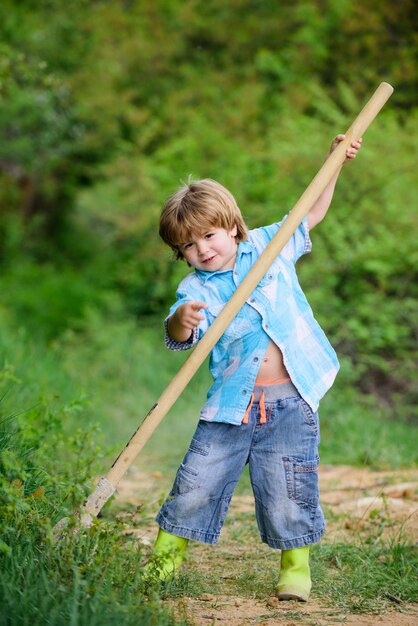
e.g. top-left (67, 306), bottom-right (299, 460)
top-left (156, 380), bottom-right (325, 549)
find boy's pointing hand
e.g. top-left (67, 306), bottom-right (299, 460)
top-left (180, 301), bottom-right (208, 329)
top-left (168, 301), bottom-right (208, 342)
top-left (175, 301), bottom-right (208, 330)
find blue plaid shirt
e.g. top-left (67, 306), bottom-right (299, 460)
top-left (164, 216), bottom-right (339, 425)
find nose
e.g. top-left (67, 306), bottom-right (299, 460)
top-left (196, 240), bottom-right (208, 256)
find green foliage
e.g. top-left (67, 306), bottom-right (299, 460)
top-left (0, 45), bottom-right (75, 173)
top-left (318, 368), bottom-right (418, 469)
top-left (0, 373), bottom-right (184, 626)
top-left (0, 2), bottom-right (417, 416)
top-left (1, 8), bottom-right (416, 621)
top-left (0, 44), bottom-right (97, 241)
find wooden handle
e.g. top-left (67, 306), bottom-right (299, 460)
top-left (84, 82), bottom-right (393, 513)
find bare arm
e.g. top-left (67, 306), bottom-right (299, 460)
top-left (308, 134), bottom-right (362, 230)
top-left (167, 301), bottom-right (208, 342)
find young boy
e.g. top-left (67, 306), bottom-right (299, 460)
top-left (149, 135), bottom-right (362, 601)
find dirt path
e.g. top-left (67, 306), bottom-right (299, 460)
top-left (116, 465), bottom-right (418, 626)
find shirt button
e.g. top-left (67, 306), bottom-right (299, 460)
top-left (253, 357), bottom-right (259, 362)
top-left (250, 298), bottom-right (255, 303)
top-left (242, 389), bottom-right (247, 395)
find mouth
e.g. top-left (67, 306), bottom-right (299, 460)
top-left (202, 255), bottom-right (216, 264)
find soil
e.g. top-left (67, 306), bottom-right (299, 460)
top-left (116, 465), bottom-right (418, 626)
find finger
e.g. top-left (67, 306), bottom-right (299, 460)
top-left (191, 301), bottom-right (208, 311)
top-left (190, 310), bottom-right (205, 320)
top-left (329, 134), bottom-right (345, 154)
top-left (186, 314), bottom-right (205, 327)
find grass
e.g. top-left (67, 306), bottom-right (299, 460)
top-left (0, 528), bottom-right (188, 626)
top-left (0, 401), bottom-right (187, 626)
top-left (2, 537), bottom-right (156, 626)
top-left (1, 307), bottom-right (417, 624)
top-left (313, 540), bottom-right (418, 612)
top-left (157, 519), bottom-right (418, 614)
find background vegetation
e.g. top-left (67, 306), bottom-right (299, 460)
top-left (0, 1), bottom-right (417, 624)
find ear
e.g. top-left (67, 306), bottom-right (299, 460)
top-left (230, 224), bottom-right (238, 237)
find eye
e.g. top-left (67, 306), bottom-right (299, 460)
top-left (205, 232), bottom-right (215, 239)
top-left (183, 242), bottom-right (194, 250)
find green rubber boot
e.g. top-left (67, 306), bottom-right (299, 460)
top-left (145, 528), bottom-right (189, 581)
top-left (277, 546), bottom-right (311, 602)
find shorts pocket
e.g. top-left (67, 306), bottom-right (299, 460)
top-left (283, 455), bottom-right (320, 509)
top-left (189, 438), bottom-right (210, 456)
top-left (299, 399), bottom-right (319, 438)
top-left (182, 437), bottom-right (210, 473)
top-left (170, 437), bottom-right (210, 497)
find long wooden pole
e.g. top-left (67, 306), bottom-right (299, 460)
top-left (54, 82), bottom-right (393, 531)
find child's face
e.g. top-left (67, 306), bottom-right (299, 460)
top-left (179, 226), bottom-right (238, 272)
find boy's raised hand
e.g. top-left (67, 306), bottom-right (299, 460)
top-left (329, 134), bottom-right (362, 162)
top-left (168, 301), bottom-right (208, 342)
top-left (308, 134), bottom-right (363, 230)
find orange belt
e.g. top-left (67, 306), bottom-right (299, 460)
top-left (242, 377), bottom-right (291, 425)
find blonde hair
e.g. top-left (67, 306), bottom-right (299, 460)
top-left (159, 178), bottom-right (248, 260)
